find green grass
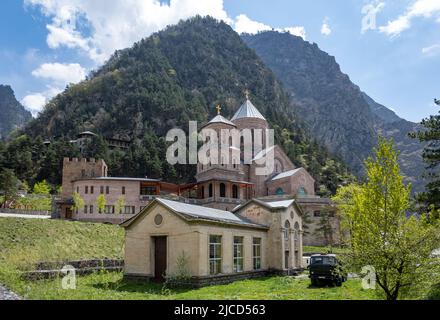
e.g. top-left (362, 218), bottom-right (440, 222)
top-left (0, 217), bottom-right (376, 300)
top-left (0, 217), bottom-right (124, 293)
top-left (17, 271), bottom-right (377, 300)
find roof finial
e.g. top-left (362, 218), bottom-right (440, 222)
top-left (216, 104), bottom-right (222, 115)
top-left (244, 89), bottom-right (250, 100)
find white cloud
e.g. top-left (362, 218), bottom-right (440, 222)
top-left (22, 63), bottom-right (86, 116)
top-left (21, 86), bottom-right (62, 117)
top-left (282, 26), bottom-right (306, 39)
top-left (233, 14), bottom-right (306, 39)
top-left (380, 0), bottom-right (440, 37)
top-left (25, 0), bottom-right (232, 64)
top-left (234, 14), bottom-right (272, 34)
top-left (422, 44), bottom-right (440, 56)
top-left (321, 18), bottom-right (332, 36)
top-left (32, 63), bottom-right (86, 84)
top-left (21, 93), bottom-right (46, 116)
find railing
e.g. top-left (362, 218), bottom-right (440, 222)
top-left (139, 195), bottom-right (244, 206)
top-left (0, 208), bottom-right (50, 216)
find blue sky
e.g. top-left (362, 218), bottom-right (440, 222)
top-left (0, 0), bottom-right (439, 122)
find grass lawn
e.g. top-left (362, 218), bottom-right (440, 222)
top-left (0, 217), bottom-right (376, 300)
top-left (0, 217), bottom-right (124, 293)
top-left (17, 272), bottom-right (377, 300)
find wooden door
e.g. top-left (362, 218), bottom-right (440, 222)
top-left (65, 208), bottom-right (73, 220)
top-left (154, 237), bottom-right (167, 282)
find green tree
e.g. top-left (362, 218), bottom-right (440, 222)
top-left (96, 194), bottom-right (107, 214)
top-left (115, 195), bottom-right (126, 214)
top-left (314, 208), bottom-right (336, 248)
top-left (411, 98), bottom-right (440, 213)
top-left (0, 169), bottom-right (20, 208)
top-left (72, 192), bottom-right (85, 213)
top-left (335, 137), bottom-right (440, 300)
top-left (33, 180), bottom-right (51, 195)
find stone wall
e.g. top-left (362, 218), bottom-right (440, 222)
top-left (23, 259), bottom-right (124, 280)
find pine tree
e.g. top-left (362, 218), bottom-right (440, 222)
top-left (411, 98), bottom-right (440, 213)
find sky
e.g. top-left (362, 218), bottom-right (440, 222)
top-left (0, 0), bottom-right (439, 122)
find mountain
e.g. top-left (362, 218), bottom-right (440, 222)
top-left (0, 85), bottom-right (32, 139)
top-left (242, 31), bottom-right (425, 191)
top-left (2, 17), bottom-right (352, 194)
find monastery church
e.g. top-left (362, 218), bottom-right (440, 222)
top-left (58, 96), bottom-right (337, 285)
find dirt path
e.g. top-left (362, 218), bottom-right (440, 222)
top-left (0, 284), bottom-right (21, 300)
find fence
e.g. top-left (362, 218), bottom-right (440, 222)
top-left (0, 208), bottom-right (50, 216)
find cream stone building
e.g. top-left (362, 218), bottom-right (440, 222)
top-left (57, 96), bottom-right (338, 246)
top-left (121, 197), bottom-right (303, 285)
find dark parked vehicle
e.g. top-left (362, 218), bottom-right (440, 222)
top-left (308, 254), bottom-right (347, 287)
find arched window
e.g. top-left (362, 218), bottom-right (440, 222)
top-left (276, 188), bottom-right (285, 196)
top-left (294, 222), bottom-right (300, 242)
top-left (284, 220), bottom-right (291, 240)
top-left (297, 187), bottom-right (307, 197)
top-left (209, 184), bottom-right (213, 198)
top-left (220, 183), bottom-right (226, 198)
top-left (232, 185), bottom-right (239, 199)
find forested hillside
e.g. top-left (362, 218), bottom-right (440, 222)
top-left (0, 17), bottom-right (353, 196)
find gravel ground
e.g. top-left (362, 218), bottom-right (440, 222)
top-left (0, 285), bottom-right (21, 300)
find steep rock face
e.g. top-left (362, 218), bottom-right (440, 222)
top-left (243, 31), bottom-right (425, 191)
top-left (0, 85), bottom-right (32, 139)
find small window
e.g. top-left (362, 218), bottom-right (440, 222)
top-left (90, 186), bottom-right (94, 194)
top-left (314, 211), bottom-right (321, 217)
top-left (76, 186), bottom-right (79, 193)
top-left (122, 186), bottom-right (126, 195)
top-left (276, 188), bottom-right (285, 195)
top-left (85, 186), bottom-right (88, 194)
top-left (232, 185), bottom-right (239, 199)
top-left (105, 205), bottom-right (115, 214)
top-left (220, 183), bottom-right (226, 198)
top-left (209, 235), bottom-right (222, 275)
top-left (90, 205), bottom-right (94, 214)
top-left (233, 237), bottom-right (244, 273)
top-left (253, 238), bottom-right (262, 270)
top-left (297, 187), bottom-right (307, 197)
top-left (209, 184), bottom-right (213, 198)
top-left (124, 206), bottom-right (135, 214)
top-left (84, 206), bottom-right (88, 214)
top-left (100, 186), bottom-right (104, 194)
top-left (106, 186), bottom-right (110, 194)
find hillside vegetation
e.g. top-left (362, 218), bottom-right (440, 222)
top-left (0, 17), bottom-right (353, 196)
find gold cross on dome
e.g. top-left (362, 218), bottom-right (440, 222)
top-left (244, 89), bottom-right (250, 100)
top-left (216, 105), bottom-right (222, 115)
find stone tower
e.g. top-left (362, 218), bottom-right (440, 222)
top-left (61, 158), bottom-right (108, 199)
